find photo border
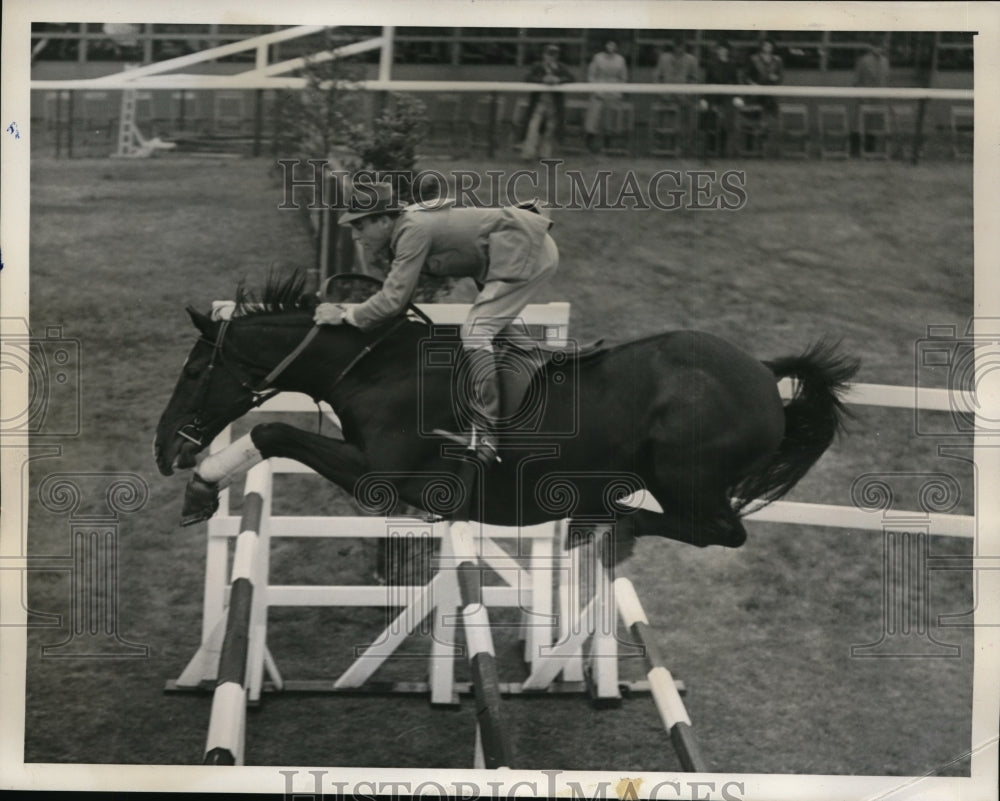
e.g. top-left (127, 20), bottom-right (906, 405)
top-left (2, 1), bottom-right (998, 798)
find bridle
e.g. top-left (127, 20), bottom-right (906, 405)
top-left (175, 318), bottom-right (287, 447)
top-left (175, 274), bottom-right (434, 449)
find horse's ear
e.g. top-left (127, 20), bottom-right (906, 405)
top-left (186, 306), bottom-right (215, 336)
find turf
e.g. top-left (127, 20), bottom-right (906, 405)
top-left (23, 152), bottom-right (974, 773)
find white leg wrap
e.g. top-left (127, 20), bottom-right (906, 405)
top-left (196, 434), bottom-right (264, 487)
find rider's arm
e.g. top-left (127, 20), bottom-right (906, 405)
top-left (347, 222), bottom-right (432, 330)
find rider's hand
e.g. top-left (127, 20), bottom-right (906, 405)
top-left (314, 303), bottom-right (347, 326)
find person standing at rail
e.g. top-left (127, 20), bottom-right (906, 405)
top-left (741, 38), bottom-right (784, 155)
top-left (654, 40), bottom-right (700, 154)
top-left (744, 38), bottom-right (784, 117)
top-left (655, 39), bottom-right (700, 92)
top-left (584, 40), bottom-right (629, 153)
top-left (520, 43), bottom-right (577, 160)
top-left (851, 42), bottom-right (891, 156)
top-left (313, 182), bottom-right (559, 465)
top-left (699, 42), bottom-right (741, 157)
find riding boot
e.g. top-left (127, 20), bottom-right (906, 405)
top-left (460, 347), bottom-right (502, 465)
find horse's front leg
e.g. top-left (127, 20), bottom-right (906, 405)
top-left (250, 422), bottom-right (369, 489)
top-left (178, 423), bottom-right (369, 526)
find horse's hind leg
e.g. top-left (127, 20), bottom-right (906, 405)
top-left (639, 432), bottom-right (751, 549)
top-left (615, 499), bottom-right (748, 550)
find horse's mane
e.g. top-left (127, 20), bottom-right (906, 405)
top-left (232, 271), bottom-right (313, 319)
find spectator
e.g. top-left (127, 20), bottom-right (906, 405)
top-left (699, 43), bottom-right (740, 157)
top-left (851, 43), bottom-right (890, 155)
top-left (584, 40), bottom-right (628, 153)
top-left (854, 42), bottom-right (890, 87)
top-left (655, 39), bottom-right (699, 86)
top-left (520, 44), bottom-right (576, 160)
top-left (745, 38), bottom-right (783, 117)
top-left (654, 40), bottom-right (700, 153)
top-left (741, 38), bottom-right (783, 154)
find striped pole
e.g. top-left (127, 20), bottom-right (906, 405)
top-left (614, 578), bottom-right (707, 773)
top-left (450, 521), bottom-right (513, 770)
top-left (203, 464), bottom-right (269, 765)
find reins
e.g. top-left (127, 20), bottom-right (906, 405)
top-left (176, 319), bottom-right (310, 447)
top-left (327, 315), bottom-right (409, 393)
top-left (178, 310), bottom-right (417, 447)
top-left (177, 272), bottom-right (435, 448)
top-left (259, 324), bottom-right (321, 390)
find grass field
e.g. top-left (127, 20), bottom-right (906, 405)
top-left (23, 151), bottom-right (974, 775)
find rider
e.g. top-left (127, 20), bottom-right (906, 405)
top-left (314, 181), bottom-right (559, 464)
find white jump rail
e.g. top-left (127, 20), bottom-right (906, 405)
top-left (202, 461), bottom-right (272, 766)
top-left (615, 577), bottom-right (707, 773)
top-left (30, 77), bottom-right (974, 102)
top-left (768, 378), bottom-right (976, 537)
top-left (449, 521), bottom-right (515, 769)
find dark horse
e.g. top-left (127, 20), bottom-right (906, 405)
top-left (154, 274), bottom-right (857, 558)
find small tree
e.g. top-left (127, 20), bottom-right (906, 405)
top-left (275, 36), bottom-right (430, 194)
top-left (350, 93), bottom-right (429, 203)
top-left (275, 40), bottom-right (435, 292)
top-left (274, 48), bottom-right (365, 164)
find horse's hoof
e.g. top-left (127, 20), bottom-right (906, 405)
top-left (180, 475), bottom-right (220, 527)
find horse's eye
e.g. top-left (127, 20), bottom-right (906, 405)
top-left (184, 363), bottom-right (202, 379)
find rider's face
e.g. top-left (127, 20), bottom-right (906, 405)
top-left (353, 215), bottom-right (394, 255)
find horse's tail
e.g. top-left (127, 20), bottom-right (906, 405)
top-left (731, 340), bottom-right (859, 513)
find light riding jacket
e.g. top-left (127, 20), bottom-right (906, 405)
top-left (347, 201), bottom-right (554, 331)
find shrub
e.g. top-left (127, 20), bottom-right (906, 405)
top-left (350, 93), bottom-right (429, 202)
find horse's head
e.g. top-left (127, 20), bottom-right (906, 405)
top-left (154, 307), bottom-right (270, 476)
top-left (154, 271), bottom-right (436, 477)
